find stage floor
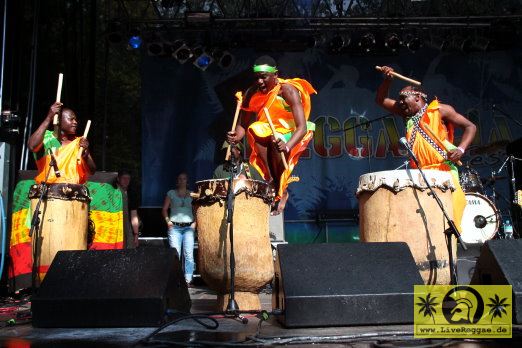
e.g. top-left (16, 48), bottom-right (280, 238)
top-left (0, 285), bottom-right (521, 347)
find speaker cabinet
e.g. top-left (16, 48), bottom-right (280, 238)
top-left (32, 248), bottom-right (191, 327)
top-left (471, 239), bottom-right (522, 324)
top-left (273, 242), bottom-right (423, 327)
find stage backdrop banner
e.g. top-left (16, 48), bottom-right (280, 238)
top-left (141, 49), bottom-right (522, 240)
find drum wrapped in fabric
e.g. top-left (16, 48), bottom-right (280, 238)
top-left (29, 183), bottom-right (91, 284)
top-left (357, 170), bottom-right (456, 285)
top-left (193, 178), bottom-right (274, 310)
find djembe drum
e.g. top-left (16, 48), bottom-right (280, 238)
top-left (357, 169), bottom-right (456, 285)
top-left (193, 178), bottom-right (274, 310)
top-left (29, 183), bottom-right (90, 284)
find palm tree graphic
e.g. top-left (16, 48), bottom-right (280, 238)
top-left (417, 293), bottom-right (439, 324)
top-left (487, 294), bottom-right (510, 323)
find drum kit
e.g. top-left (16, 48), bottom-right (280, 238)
top-left (458, 140), bottom-right (515, 244)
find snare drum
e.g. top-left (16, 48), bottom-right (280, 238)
top-left (29, 183), bottom-right (90, 284)
top-left (460, 193), bottom-right (499, 243)
top-left (459, 167), bottom-right (484, 194)
top-left (357, 169), bottom-right (456, 285)
top-left (193, 178), bottom-right (274, 310)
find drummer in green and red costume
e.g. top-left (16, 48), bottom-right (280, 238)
top-left (226, 56), bottom-right (316, 214)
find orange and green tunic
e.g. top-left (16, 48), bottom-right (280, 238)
top-left (8, 131), bottom-right (124, 292)
top-left (405, 99), bottom-right (467, 231)
top-left (243, 78), bottom-right (317, 200)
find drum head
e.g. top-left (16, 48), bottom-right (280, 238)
top-left (461, 193), bottom-right (499, 243)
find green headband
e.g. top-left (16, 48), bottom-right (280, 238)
top-left (253, 64), bottom-right (278, 73)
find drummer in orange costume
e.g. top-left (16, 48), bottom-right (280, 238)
top-left (226, 56), bottom-right (316, 214)
top-left (28, 102), bottom-right (96, 183)
top-left (375, 66), bottom-right (477, 231)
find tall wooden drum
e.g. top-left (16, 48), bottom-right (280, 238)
top-left (357, 170), bottom-right (456, 285)
top-left (29, 183), bottom-right (90, 284)
top-left (193, 178), bottom-right (274, 311)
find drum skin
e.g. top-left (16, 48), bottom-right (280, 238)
top-left (357, 170), bottom-right (456, 285)
top-left (29, 183), bottom-right (90, 284)
top-left (193, 179), bottom-right (274, 310)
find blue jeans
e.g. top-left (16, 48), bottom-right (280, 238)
top-left (167, 225), bottom-right (195, 283)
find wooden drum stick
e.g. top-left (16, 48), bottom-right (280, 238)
top-left (263, 107), bottom-right (288, 170)
top-left (225, 91), bottom-right (243, 161)
top-left (53, 73), bottom-right (64, 137)
top-left (375, 66), bottom-right (421, 86)
top-left (422, 122), bottom-right (463, 166)
top-left (77, 120), bottom-right (91, 161)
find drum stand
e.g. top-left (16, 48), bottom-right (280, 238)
top-left (402, 143), bottom-right (467, 284)
top-left (28, 157), bottom-right (55, 290)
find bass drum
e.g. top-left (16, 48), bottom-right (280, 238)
top-left (461, 193), bottom-right (499, 244)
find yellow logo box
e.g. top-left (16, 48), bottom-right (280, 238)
top-left (414, 285), bottom-right (512, 338)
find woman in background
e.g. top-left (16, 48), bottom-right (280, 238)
top-left (162, 172), bottom-right (195, 286)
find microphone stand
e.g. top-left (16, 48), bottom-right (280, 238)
top-left (401, 141), bottom-right (467, 285)
top-left (29, 155), bottom-right (55, 290)
top-left (343, 113), bottom-right (393, 173)
top-left (342, 113), bottom-right (394, 132)
top-left (225, 152), bottom-right (240, 316)
top-left (492, 105), bottom-right (522, 128)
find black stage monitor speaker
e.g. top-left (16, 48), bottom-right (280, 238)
top-left (273, 242), bottom-right (423, 327)
top-left (32, 248), bottom-right (191, 327)
top-left (470, 239), bottom-right (522, 324)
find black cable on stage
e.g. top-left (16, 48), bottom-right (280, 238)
top-left (139, 314), bottom-right (219, 345)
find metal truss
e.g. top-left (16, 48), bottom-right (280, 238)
top-left (108, 0), bottom-right (522, 46)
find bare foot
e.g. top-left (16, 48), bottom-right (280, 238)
top-left (271, 191), bottom-right (289, 216)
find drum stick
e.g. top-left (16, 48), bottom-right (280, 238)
top-left (375, 66), bottom-right (421, 86)
top-left (422, 122), bottom-right (463, 166)
top-left (263, 107), bottom-right (288, 170)
top-left (77, 120), bottom-right (91, 161)
top-left (53, 73), bottom-right (64, 137)
top-left (225, 91), bottom-right (243, 161)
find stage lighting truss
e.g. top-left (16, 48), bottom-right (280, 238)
top-left (384, 32), bottom-right (402, 52)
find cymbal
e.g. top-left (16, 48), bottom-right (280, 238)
top-left (475, 140), bottom-right (510, 155)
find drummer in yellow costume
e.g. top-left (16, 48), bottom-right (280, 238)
top-left (227, 56), bottom-right (316, 214)
top-left (376, 66), bottom-right (476, 231)
top-left (28, 102), bottom-right (96, 183)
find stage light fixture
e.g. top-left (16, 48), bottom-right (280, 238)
top-left (128, 35), bottom-right (142, 49)
top-left (147, 42), bottom-right (163, 56)
top-left (429, 35), bottom-right (448, 51)
top-left (358, 33), bottom-right (376, 52)
top-left (218, 51), bottom-right (234, 69)
top-left (194, 52), bottom-right (213, 71)
top-left (329, 33), bottom-right (351, 53)
top-left (173, 44), bottom-right (193, 63)
top-left (385, 33), bottom-right (402, 52)
top-left (307, 34), bottom-right (326, 49)
top-left (472, 36), bottom-right (490, 51)
top-left (451, 35), bottom-right (472, 53)
top-left (107, 21), bottom-right (123, 44)
top-left (404, 34), bottom-right (422, 52)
